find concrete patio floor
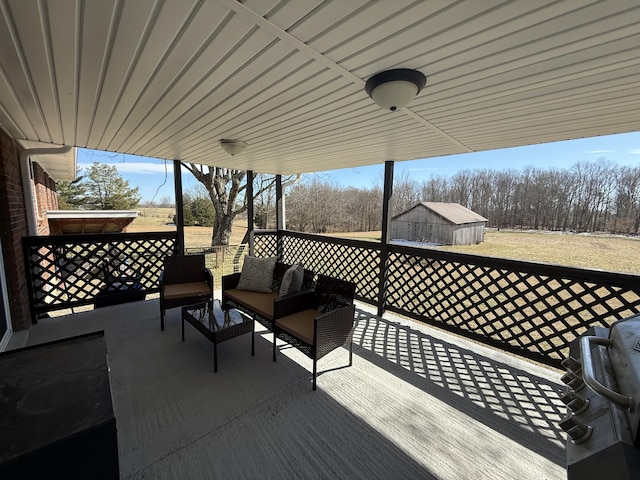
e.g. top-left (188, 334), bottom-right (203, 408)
top-left (13, 298), bottom-right (566, 479)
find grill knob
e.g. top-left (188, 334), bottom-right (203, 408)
top-left (559, 415), bottom-right (593, 444)
top-left (560, 390), bottom-right (577, 405)
top-left (561, 372), bottom-right (585, 391)
top-left (561, 356), bottom-right (582, 373)
top-left (568, 396), bottom-right (589, 414)
top-left (560, 391), bottom-right (590, 413)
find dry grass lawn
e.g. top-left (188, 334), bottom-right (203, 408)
top-left (441, 230), bottom-right (640, 274)
top-left (130, 208), bottom-right (640, 274)
top-left (128, 208), bottom-right (247, 247)
top-left (336, 229), bottom-right (640, 274)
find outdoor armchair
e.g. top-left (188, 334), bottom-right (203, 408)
top-left (159, 254), bottom-right (213, 331)
top-left (273, 274), bottom-right (357, 390)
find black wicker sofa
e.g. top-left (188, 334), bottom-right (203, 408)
top-left (222, 259), bottom-right (356, 389)
top-left (221, 260), bottom-right (315, 331)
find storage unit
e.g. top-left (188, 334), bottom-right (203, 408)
top-left (0, 331), bottom-right (119, 479)
top-left (391, 202), bottom-right (487, 245)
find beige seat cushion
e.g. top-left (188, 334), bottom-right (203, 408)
top-left (163, 281), bottom-right (211, 300)
top-left (275, 309), bottom-right (319, 345)
top-left (225, 289), bottom-right (278, 320)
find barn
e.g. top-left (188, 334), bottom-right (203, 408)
top-left (391, 202), bottom-right (488, 245)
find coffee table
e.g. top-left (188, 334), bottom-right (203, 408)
top-left (181, 299), bottom-right (254, 372)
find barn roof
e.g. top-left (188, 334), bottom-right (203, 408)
top-left (395, 202), bottom-right (488, 225)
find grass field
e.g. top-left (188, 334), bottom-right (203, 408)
top-left (441, 230), bottom-right (640, 274)
top-left (128, 208), bottom-right (247, 246)
top-left (130, 208), bottom-right (640, 275)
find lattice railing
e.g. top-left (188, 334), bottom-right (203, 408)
top-left (385, 244), bottom-right (640, 365)
top-left (254, 230), bottom-right (277, 257)
top-left (255, 230), bottom-right (381, 302)
top-left (253, 230), bottom-right (640, 367)
top-left (23, 232), bottom-right (176, 320)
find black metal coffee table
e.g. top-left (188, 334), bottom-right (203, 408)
top-left (181, 299), bottom-right (254, 372)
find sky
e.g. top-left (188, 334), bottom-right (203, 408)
top-left (76, 131), bottom-right (640, 203)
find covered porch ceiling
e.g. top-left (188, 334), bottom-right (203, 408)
top-left (0, 0), bottom-right (638, 177)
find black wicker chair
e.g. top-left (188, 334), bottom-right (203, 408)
top-left (159, 254), bottom-right (213, 331)
top-left (272, 274), bottom-right (357, 390)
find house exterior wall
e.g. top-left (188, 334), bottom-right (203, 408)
top-left (391, 205), bottom-right (486, 245)
top-left (0, 129), bottom-right (31, 330)
top-left (33, 162), bottom-right (56, 235)
top-left (0, 129), bottom-right (59, 330)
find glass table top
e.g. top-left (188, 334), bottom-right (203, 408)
top-left (183, 299), bottom-right (249, 332)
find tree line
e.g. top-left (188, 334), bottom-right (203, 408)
top-left (58, 158), bottom-right (640, 246)
top-left (281, 160), bottom-right (640, 235)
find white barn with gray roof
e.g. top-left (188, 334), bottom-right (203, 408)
top-left (391, 202), bottom-right (488, 246)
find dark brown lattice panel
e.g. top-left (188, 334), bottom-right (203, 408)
top-left (254, 231), bottom-right (277, 258)
top-left (23, 232), bottom-right (176, 319)
top-left (276, 231), bottom-right (380, 303)
top-left (385, 245), bottom-right (640, 365)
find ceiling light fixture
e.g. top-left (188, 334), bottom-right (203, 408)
top-left (219, 139), bottom-right (248, 156)
top-left (365, 68), bottom-right (427, 111)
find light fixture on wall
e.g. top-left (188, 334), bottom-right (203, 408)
top-left (365, 68), bottom-right (427, 111)
top-left (219, 139), bottom-right (248, 155)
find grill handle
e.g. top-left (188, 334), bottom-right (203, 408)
top-left (580, 335), bottom-right (634, 411)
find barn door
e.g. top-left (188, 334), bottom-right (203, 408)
top-left (411, 222), bottom-right (419, 240)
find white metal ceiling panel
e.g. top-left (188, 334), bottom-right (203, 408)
top-left (0, 0), bottom-right (638, 176)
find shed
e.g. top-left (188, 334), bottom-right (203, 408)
top-left (47, 210), bottom-right (138, 235)
top-left (391, 202), bottom-right (487, 245)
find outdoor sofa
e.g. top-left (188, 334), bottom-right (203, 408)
top-left (222, 257), bottom-right (356, 389)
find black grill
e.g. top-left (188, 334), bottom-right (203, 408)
top-left (560, 313), bottom-right (640, 479)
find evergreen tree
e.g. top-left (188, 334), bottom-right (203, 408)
top-left (183, 189), bottom-right (215, 226)
top-left (56, 176), bottom-right (87, 209)
top-left (83, 162), bottom-right (140, 210)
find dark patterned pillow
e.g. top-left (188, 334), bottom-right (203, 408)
top-left (279, 264), bottom-right (304, 297)
top-left (272, 262), bottom-right (290, 292)
top-left (315, 275), bottom-right (353, 313)
top-left (301, 269), bottom-right (315, 290)
top-left (318, 292), bottom-right (352, 313)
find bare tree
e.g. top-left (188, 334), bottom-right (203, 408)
top-left (182, 164), bottom-right (292, 245)
top-left (341, 186), bottom-right (382, 231)
top-left (421, 176), bottom-right (449, 202)
top-left (287, 178), bottom-right (343, 233)
top-left (614, 166), bottom-right (640, 233)
top-left (450, 170), bottom-right (473, 207)
top-left (490, 170), bottom-right (516, 230)
top-left (391, 172), bottom-right (420, 215)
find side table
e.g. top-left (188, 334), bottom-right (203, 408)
top-left (182, 299), bottom-right (254, 372)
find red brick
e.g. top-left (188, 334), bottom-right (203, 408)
top-left (0, 130), bottom-right (60, 330)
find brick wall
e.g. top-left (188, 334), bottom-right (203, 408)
top-left (33, 162), bottom-right (57, 235)
top-left (0, 130), bottom-right (62, 329)
top-left (0, 129), bottom-right (31, 330)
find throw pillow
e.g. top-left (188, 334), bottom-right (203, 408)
top-left (237, 256), bottom-right (276, 292)
top-left (279, 264), bottom-right (304, 297)
top-left (315, 275), bottom-right (352, 313)
top-left (271, 262), bottom-right (290, 292)
top-left (289, 265), bottom-right (304, 293)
